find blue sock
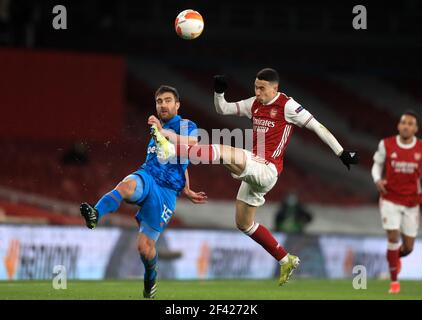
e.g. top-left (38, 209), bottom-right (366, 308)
top-left (94, 189), bottom-right (123, 220)
top-left (141, 253), bottom-right (158, 280)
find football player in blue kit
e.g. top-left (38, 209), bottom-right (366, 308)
top-left (80, 85), bottom-right (207, 298)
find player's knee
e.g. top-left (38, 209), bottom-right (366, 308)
top-left (115, 180), bottom-right (136, 199)
top-left (138, 245), bottom-right (147, 257)
top-left (137, 237), bottom-right (155, 258)
top-left (387, 233), bottom-right (400, 244)
top-left (235, 220), bottom-right (250, 232)
top-left (137, 242), bottom-right (151, 257)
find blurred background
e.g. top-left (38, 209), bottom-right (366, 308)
top-left (0, 0), bottom-right (421, 281)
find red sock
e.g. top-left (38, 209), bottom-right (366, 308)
top-left (387, 246), bottom-right (400, 281)
top-left (245, 222), bottom-right (288, 261)
top-left (176, 144), bottom-right (220, 163)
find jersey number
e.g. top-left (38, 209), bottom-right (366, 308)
top-left (161, 205), bottom-right (173, 223)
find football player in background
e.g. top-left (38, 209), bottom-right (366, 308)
top-left (152, 68), bottom-right (359, 286)
top-left (372, 110), bottom-right (421, 294)
top-left (80, 85), bottom-right (207, 298)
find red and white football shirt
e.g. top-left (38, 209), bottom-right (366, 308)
top-left (234, 92), bottom-right (313, 174)
top-left (373, 135), bottom-right (422, 207)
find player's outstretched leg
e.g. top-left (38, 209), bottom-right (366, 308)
top-left (279, 254), bottom-right (300, 286)
top-left (80, 203), bottom-right (99, 229)
top-left (80, 176), bottom-right (141, 229)
top-left (151, 125), bottom-right (176, 160)
top-left (80, 189), bottom-right (123, 229)
top-left (151, 125), bottom-right (232, 164)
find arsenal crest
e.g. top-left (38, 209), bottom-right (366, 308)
top-left (270, 108), bottom-right (278, 118)
top-left (415, 152), bottom-right (421, 161)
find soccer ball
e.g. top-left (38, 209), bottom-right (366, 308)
top-left (174, 9), bottom-right (204, 40)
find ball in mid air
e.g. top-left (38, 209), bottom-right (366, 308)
top-left (175, 9), bottom-right (204, 40)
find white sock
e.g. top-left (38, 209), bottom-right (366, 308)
top-left (279, 254), bottom-right (289, 265)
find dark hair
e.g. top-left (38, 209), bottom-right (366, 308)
top-left (402, 109), bottom-right (419, 123)
top-left (155, 85), bottom-right (180, 102)
top-left (256, 68), bottom-right (279, 84)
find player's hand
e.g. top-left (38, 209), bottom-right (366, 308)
top-left (183, 188), bottom-right (208, 204)
top-left (339, 150), bottom-right (359, 170)
top-left (148, 115), bottom-right (162, 131)
top-left (214, 75), bottom-right (228, 94)
top-left (375, 179), bottom-right (388, 194)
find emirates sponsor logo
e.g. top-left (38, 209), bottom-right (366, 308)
top-left (391, 160), bottom-right (419, 174)
top-left (253, 118), bottom-right (275, 127)
top-left (253, 118), bottom-right (275, 133)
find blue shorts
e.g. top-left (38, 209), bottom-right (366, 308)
top-left (131, 169), bottom-right (177, 239)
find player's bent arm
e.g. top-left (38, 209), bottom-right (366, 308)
top-left (214, 93), bottom-right (254, 118)
top-left (161, 129), bottom-right (198, 145)
top-left (305, 118), bottom-right (344, 156)
top-left (371, 162), bottom-right (384, 183)
top-left (285, 100), bottom-right (358, 169)
top-left (182, 169), bottom-right (208, 204)
top-left (371, 140), bottom-right (386, 183)
top-left (183, 169), bottom-right (191, 192)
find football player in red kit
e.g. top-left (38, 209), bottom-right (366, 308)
top-left (372, 111), bottom-right (421, 294)
top-left (151, 68), bottom-right (359, 286)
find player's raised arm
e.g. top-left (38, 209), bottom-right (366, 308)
top-left (213, 75), bottom-right (254, 118)
top-left (284, 98), bottom-right (359, 170)
top-left (307, 118), bottom-right (359, 169)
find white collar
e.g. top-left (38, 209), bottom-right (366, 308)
top-left (264, 92), bottom-right (280, 105)
top-left (396, 135), bottom-right (416, 149)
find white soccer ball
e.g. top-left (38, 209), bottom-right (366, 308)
top-left (175, 9), bottom-right (204, 40)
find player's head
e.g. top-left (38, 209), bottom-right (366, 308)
top-left (255, 68), bottom-right (279, 104)
top-left (155, 85), bottom-right (180, 122)
top-left (397, 110), bottom-right (418, 139)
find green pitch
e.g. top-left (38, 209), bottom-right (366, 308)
top-left (1, 279), bottom-right (421, 300)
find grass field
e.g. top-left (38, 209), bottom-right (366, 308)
top-left (1, 279), bottom-right (421, 300)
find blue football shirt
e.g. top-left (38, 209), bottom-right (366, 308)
top-left (141, 115), bottom-right (198, 193)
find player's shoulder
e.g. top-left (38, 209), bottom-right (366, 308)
top-left (383, 135), bottom-right (397, 145)
top-left (181, 117), bottom-right (196, 125)
top-left (277, 92), bottom-right (292, 105)
top-left (416, 137), bottom-right (422, 148)
top-left (280, 93), bottom-right (302, 113)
